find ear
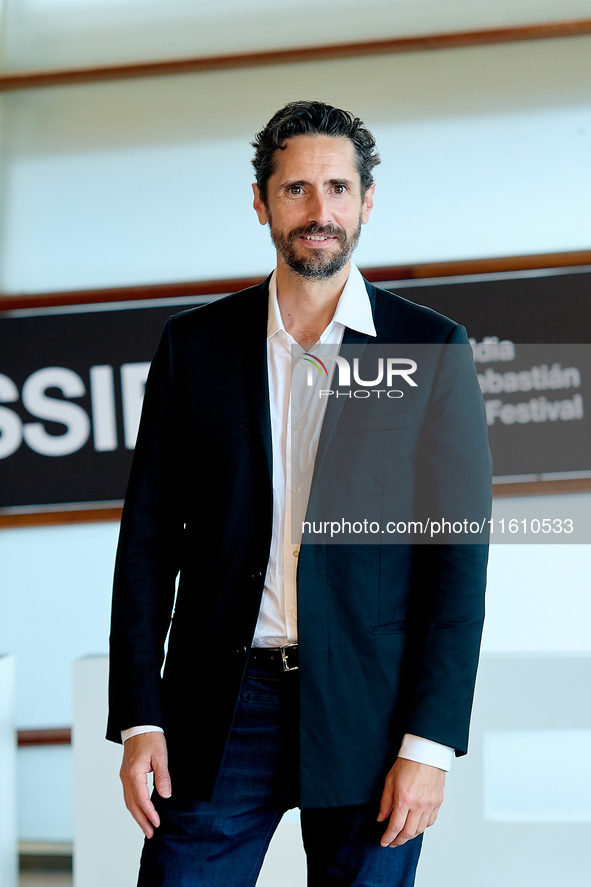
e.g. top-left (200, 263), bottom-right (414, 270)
top-left (252, 184), bottom-right (269, 226)
top-left (361, 183), bottom-right (375, 225)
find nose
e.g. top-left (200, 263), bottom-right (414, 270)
top-left (306, 189), bottom-right (331, 227)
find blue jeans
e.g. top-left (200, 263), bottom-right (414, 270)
top-left (137, 666), bottom-right (422, 886)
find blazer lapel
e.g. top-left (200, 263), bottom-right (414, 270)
top-left (243, 278), bottom-right (273, 486)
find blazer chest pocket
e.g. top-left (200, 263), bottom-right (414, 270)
top-left (337, 412), bottom-right (411, 435)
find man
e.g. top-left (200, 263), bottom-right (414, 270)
top-left (108, 100), bottom-right (492, 886)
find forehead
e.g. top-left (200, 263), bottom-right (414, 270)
top-left (270, 134), bottom-right (359, 183)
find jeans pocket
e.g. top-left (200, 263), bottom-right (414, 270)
top-left (241, 675), bottom-right (281, 706)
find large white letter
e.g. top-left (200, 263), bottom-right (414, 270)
top-left (386, 359), bottom-right (418, 387)
top-left (353, 358), bottom-right (383, 387)
top-left (323, 356), bottom-right (350, 387)
top-left (22, 367), bottom-right (90, 456)
top-left (0, 374), bottom-right (23, 459)
top-left (121, 363), bottom-right (150, 450)
top-left (90, 365), bottom-right (118, 452)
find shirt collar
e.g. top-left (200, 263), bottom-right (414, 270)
top-left (266, 262), bottom-right (376, 340)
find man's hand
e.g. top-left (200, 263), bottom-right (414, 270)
top-left (377, 758), bottom-right (445, 848)
top-left (120, 733), bottom-right (171, 838)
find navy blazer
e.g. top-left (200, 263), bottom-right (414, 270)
top-left (107, 277), bottom-right (492, 807)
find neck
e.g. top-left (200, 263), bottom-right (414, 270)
top-left (275, 259), bottom-right (351, 348)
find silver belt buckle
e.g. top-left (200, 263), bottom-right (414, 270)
top-left (280, 643), bottom-right (299, 671)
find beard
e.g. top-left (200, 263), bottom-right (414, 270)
top-left (268, 214), bottom-right (362, 280)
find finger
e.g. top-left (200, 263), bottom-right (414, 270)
top-left (389, 809), bottom-right (421, 847)
top-left (126, 766), bottom-right (161, 830)
top-left (377, 774), bottom-right (394, 822)
top-left (132, 778), bottom-right (160, 830)
top-left (127, 797), bottom-right (155, 838)
top-left (153, 754), bottom-right (172, 799)
top-left (122, 779), bottom-right (155, 839)
top-left (377, 783), bottom-right (394, 822)
top-left (414, 810), bottom-right (432, 837)
top-left (427, 805), bottom-right (440, 828)
top-left (380, 806), bottom-right (408, 847)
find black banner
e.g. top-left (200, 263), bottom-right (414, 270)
top-left (389, 268), bottom-right (591, 482)
top-left (0, 266), bottom-right (589, 512)
top-left (0, 300), bottom-right (194, 511)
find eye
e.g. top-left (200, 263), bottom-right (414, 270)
top-left (288, 185), bottom-right (303, 195)
top-left (333, 183), bottom-right (347, 194)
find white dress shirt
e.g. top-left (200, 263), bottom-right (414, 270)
top-left (252, 263), bottom-right (375, 646)
top-left (122, 264), bottom-right (454, 772)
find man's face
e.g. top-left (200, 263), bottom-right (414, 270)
top-left (253, 134), bottom-right (375, 280)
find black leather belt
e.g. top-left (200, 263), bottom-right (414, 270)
top-left (249, 643), bottom-right (299, 672)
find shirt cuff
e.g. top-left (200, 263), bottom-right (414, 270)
top-left (398, 733), bottom-right (454, 771)
top-left (121, 725), bottom-right (164, 743)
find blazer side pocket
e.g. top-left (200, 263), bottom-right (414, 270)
top-left (371, 620), bottom-right (407, 635)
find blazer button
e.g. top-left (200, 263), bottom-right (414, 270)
top-left (236, 645), bottom-right (247, 656)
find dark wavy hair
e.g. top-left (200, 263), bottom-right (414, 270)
top-left (251, 100), bottom-right (380, 205)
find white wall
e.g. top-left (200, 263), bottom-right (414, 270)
top-left (1, 35), bottom-right (591, 292)
top-left (0, 522), bottom-right (118, 728)
top-left (484, 495), bottom-right (591, 654)
top-left (3, 0), bottom-right (591, 69)
top-left (0, 523), bottom-right (118, 842)
top-left (0, 656), bottom-right (17, 887)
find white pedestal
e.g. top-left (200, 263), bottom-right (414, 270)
top-left (72, 656), bottom-right (307, 885)
top-left (416, 656), bottom-right (591, 887)
top-left (257, 812), bottom-right (306, 886)
top-left (0, 655), bottom-right (17, 887)
top-left (73, 657), bottom-right (144, 887)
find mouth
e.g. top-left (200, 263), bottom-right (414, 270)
top-left (295, 227), bottom-right (344, 249)
top-left (299, 234), bottom-right (336, 246)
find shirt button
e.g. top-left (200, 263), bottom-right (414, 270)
top-left (293, 484), bottom-right (302, 494)
top-left (293, 609), bottom-right (298, 619)
top-left (279, 330), bottom-right (286, 340)
top-left (293, 549), bottom-right (299, 558)
top-left (293, 419), bottom-right (302, 431)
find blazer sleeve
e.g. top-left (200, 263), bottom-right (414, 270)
top-left (107, 317), bottom-right (184, 743)
top-left (404, 323), bottom-right (492, 756)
